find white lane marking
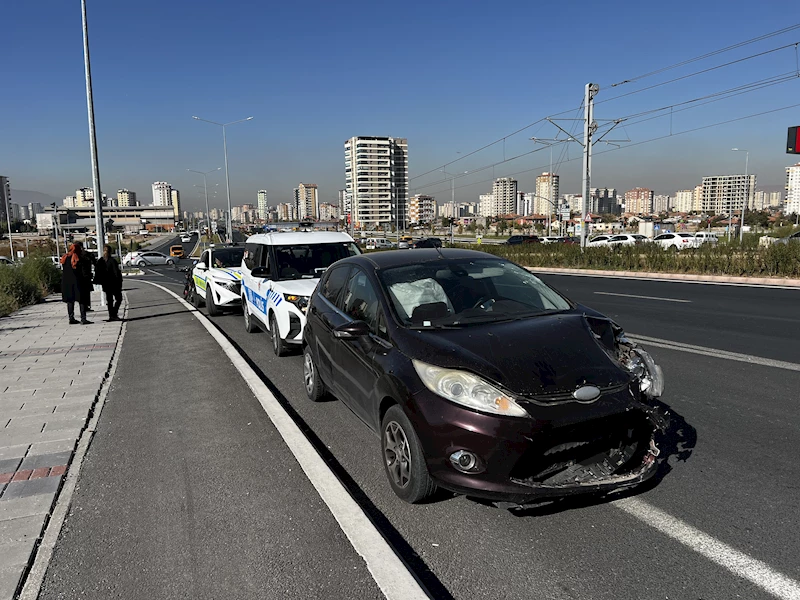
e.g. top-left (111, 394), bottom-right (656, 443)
top-left (615, 498), bottom-right (800, 600)
top-left (145, 268), bottom-right (164, 277)
top-left (594, 291), bottom-right (691, 303)
top-left (537, 271), bottom-right (800, 290)
top-left (140, 281), bottom-right (430, 600)
top-left (627, 334), bottom-right (800, 372)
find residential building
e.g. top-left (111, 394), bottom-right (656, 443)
top-left (769, 191), bottom-right (782, 207)
top-left (344, 136), bottom-right (408, 229)
top-left (117, 189), bottom-right (137, 207)
top-left (674, 190), bottom-right (694, 213)
top-left (63, 196), bottom-right (77, 208)
top-left (409, 194), bottom-right (436, 224)
top-left (0, 176), bottom-right (10, 226)
top-left (152, 181), bottom-right (172, 207)
top-left (701, 175), bottom-right (756, 215)
top-left (75, 187), bottom-right (94, 207)
top-left (257, 190), bottom-right (269, 220)
top-left (337, 189), bottom-right (349, 220)
top-left (276, 202), bottom-right (297, 221)
top-left (590, 187), bottom-right (618, 214)
top-left (294, 183), bottom-right (319, 220)
top-left (563, 193), bottom-right (582, 215)
top-left (535, 173), bottom-right (560, 216)
top-left (319, 203), bottom-right (339, 222)
top-left (786, 164), bottom-right (800, 215)
top-left (693, 185), bottom-right (704, 212)
top-left (652, 194), bottom-right (670, 213)
top-left (624, 188), bottom-right (654, 215)
top-left (28, 203), bottom-right (43, 219)
top-left (516, 193), bottom-right (533, 216)
top-left (170, 189), bottom-right (180, 219)
top-left (753, 191), bottom-right (768, 211)
top-left (491, 178), bottom-right (517, 216)
top-left (478, 194), bottom-right (494, 217)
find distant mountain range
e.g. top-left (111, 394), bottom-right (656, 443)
top-left (9, 189), bottom-right (60, 208)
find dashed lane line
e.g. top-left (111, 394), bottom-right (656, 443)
top-left (139, 281), bottom-right (431, 600)
top-left (594, 291), bottom-right (691, 303)
top-left (615, 498), bottom-right (800, 600)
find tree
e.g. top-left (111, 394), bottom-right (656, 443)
top-left (441, 216), bottom-right (449, 228)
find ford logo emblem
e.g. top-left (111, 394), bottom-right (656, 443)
top-left (573, 385), bottom-right (601, 402)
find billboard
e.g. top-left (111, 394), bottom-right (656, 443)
top-left (787, 126), bottom-right (800, 154)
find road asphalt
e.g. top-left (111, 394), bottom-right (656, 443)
top-left (18, 250), bottom-right (800, 600)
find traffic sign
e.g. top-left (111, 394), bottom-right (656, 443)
top-left (584, 214), bottom-right (592, 222)
top-left (654, 224), bottom-right (660, 231)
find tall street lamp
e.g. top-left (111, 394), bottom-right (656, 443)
top-left (192, 116), bottom-right (253, 243)
top-left (440, 169), bottom-right (469, 244)
top-left (188, 168), bottom-right (220, 246)
top-left (731, 148), bottom-right (750, 243)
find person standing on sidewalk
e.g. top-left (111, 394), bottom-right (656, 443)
top-left (60, 241), bottom-right (93, 325)
top-left (94, 244), bottom-right (123, 321)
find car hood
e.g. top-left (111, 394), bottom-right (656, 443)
top-left (273, 278), bottom-right (319, 297)
top-left (398, 312), bottom-right (630, 397)
top-left (208, 267), bottom-right (243, 281)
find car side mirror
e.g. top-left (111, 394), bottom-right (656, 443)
top-left (251, 266), bottom-right (271, 278)
top-left (333, 320), bottom-right (371, 339)
top-left (196, 262), bottom-right (207, 270)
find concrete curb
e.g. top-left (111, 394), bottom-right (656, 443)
top-left (527, 267), bottom-right (800, 288)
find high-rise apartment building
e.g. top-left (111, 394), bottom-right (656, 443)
top-left (563, 194), bottom-right (582, 214)
top-left (344, 136), bottom-right (408, 229)
top-left (590, 187), bottom-right (618, 214)
top-left (294, 183), bottom-right (319, 220)
top-left (117, 189), bottom-right (137, 207)
top-left (516, 193), bottom-right (533, 216)
top-left (652, 194), bottom-right (670, 213)
top-left (479, 194), bottom-right (494, 217)
top-left (535, 173), bottom-right (559, 216)
top-left (76, 187), bottom-right (94, 207)
top-left (257, 190), bottom-right (269, 220)
top-left (171, 189), bottom-right (181, 219)
top-left (786, 164), bottom-right (800, 215)
top-left (624, 188), bottom-right (654, 215)
top-left (701, 175), bottom-right (756, 215)
top-left (152, 182), bottom-right (172, 207)
top-left (490, 178), bottom-right (517, 216)
top-left (0, 176), bottom-right (10, 226)
top-left (693, 185), bottom-right (704, 212)
top-left (337, 189), bottom-right (348, 221)
top-left (28, 203), bottom-right (43, 219)
top-left (674, 190), bottom-right (694, 213)
top-left (276, 203), bottom-right (297, 221)
top-left (769, 191), bottom-right (782, 207)
top-left (408, 194), bottom-right (436, 224)
top-left (319, 203), bottom-right (339, 222)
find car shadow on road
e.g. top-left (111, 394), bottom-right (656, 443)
top-left (211, 326), bottom-right (457, 600)
top-left (489, 399), bottom-right (698, 518)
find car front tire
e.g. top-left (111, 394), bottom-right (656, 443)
top-left (243, 296), bottom-right (258, 333)
top-left (166, 259), bottom-right (175, 266)
top-left (303, 346), bottom-right (326, 402)
top-left (206, 286), bottom-right (219, 316)
top-left (270, 313), bottom-right (287, 357)
top-left (381, 405), bottom-right (437, 504)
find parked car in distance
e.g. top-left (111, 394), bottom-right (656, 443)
top-left (540, 236), bottom-right (565, 244)
top-left (774, 230), bottom-right (800, 245)
top-left (653, 232), bottom-right (701, 251)
top-left (365, 238), bottom-right (395, 250)
top-left (505, 235), bottom-right (539, 245)
top-left (122, 251), bottom-right (175, 267)
top-left (169, 245), bottom-right (185, 258)
top-left (301, 249), bottom-right (667, 505)
top-left (397, 241), bottom-right (410, 249)
top-left (0, 256), bottom-right (13, 266)
top-left (412, 237), bottom-right (443, 249)
top-left (586, 235), bottom-right (612, 247)
top-left (606, 234), bottom-right (650, 247)
top-left (693, 231), bottom-right (718, 245)
top-left (240, 230), bottom-right (361, 356)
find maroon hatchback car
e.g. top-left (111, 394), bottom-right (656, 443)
top-left (302, 249), bottom-right (666, 506)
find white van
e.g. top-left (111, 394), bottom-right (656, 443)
top-left (240, 231), bottom-right (361, 356)
top-left (364, 237), bottom-right (395, 250)
top-left (694, 231), bottom-right (718, 245)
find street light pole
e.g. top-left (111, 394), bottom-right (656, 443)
top-left (440, 168), bottom-right (468, 244)
top-left (732, 148), bottom-right (749, 243)
top-left (192, 116), bottom-right (253, 243)
top-left (188, 168), bottom-right (220, 247)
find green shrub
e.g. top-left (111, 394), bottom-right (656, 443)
top-left (0, 265), bottom-right (42, 317)
top-left (19, 255), bottom-right (61, 295)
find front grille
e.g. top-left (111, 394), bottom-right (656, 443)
top-left (510, 411), bottom-right (654, 486)
top-left (220, 281), bottom-right (241, 294)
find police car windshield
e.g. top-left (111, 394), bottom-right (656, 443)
top-left (274, 243), bottom-right (360, 280)
top-left (211, 248), bottom-right (244, 268)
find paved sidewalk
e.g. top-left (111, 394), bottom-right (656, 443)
top-left (0, 292), bottom-right (124, 600)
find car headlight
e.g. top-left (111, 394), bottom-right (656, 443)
top-left (412, 359), bottom-right (529, 417)
top-left (283, 294), bottom-right (309, 311)
top-left (218, 281), bottom-right (241, 293)
top-left (620, 344), bottom-right (664, 398)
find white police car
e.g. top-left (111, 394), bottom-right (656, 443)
top-left (240, 231), bottom-right (360, 356)
top-left (190, 245), bottom-right (246, 316)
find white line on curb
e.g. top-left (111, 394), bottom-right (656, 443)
top-left (615, 497), bottom-right (800, 600)
top-left (627, 334), bottom-right (800, 372)
top-left (139, 281), bottom-right (430, 600)
top-left (594, 291), bottom-right (691, 303)
top-left (19, 294), bottom-right (130, 600)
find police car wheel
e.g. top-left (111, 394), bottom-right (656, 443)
top-left (271, 313), bottom-right (287, 357)
top-left (243, 297), bottom-right (258, 333)
top-left (206, 286), bottom-right (219, 316)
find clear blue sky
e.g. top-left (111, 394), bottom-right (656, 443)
top-left (3, 0), bottom-right (800, 211)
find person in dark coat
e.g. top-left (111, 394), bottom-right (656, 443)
top-left (94, 245), bottom-right (123, 321)
top-left (60, 241), bottom-right (94, 324)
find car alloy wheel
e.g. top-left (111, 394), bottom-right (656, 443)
top-left (166, 259), bottom-right (174, 265)
top-left (303, 347), bottom-right (326, 402)
top-left (206, 286), bottom-right (219, 316)
top-left (381, 406), bottom-right (436, 503)
top-left (270, 313), bottom-right (286, 357)
top-left (243, 297), bottom-right (257, 333)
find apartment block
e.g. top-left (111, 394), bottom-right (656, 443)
top-left (409, 194), bottom-right (436, 224)
top-left (701, 175), bottom-right (756, 215)
top-left (117, 189), bottom-right (137, 207)
top-left (257, 190), bottom-right (269, 220)
top-left (624, 188), bottom-right (654, 215)
top-left (535, 173), bottom-right (559, 216)
top-left (786, 164), bottom-right (800, 215)
top-left (294, 183), bottom-right (319, 220)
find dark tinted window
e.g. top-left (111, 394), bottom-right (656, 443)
top-left (244, 244), bottom-right (258, 270)
top-left (342, 269), bottom-right (381, 332)
top-left (320, 266), bottom-right (351, 306)
top-left (211, 248), bottom-right (245, 268)
top-left (273, 243), bottom-right (361, 280)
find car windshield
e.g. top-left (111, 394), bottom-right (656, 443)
top-left (211, 248), bottom-right (245, 268)
top-left (378, 258), bottom-right (572, 328)
top-left (274, 243), bottom-right (360, 280)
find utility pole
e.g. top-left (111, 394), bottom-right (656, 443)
top-left (81, 0), bottom-right (104, 259)
top-left (581, 83), bottom-right (599, 249)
